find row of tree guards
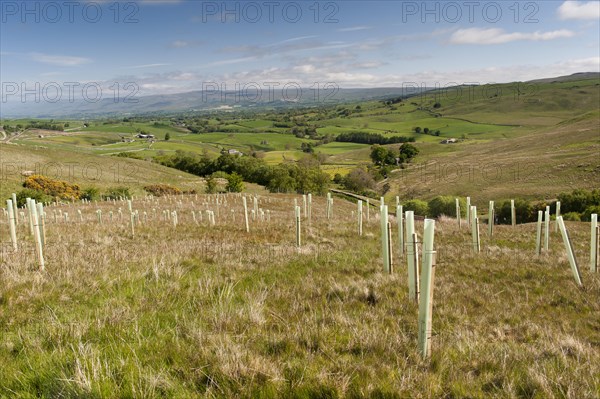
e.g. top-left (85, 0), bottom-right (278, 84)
top-left (3, 192), bottom-right (599, 358)
top-left (372, 196), bottom-right (597, 357)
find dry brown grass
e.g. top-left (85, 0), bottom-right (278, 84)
top-left (1, 193), bottom-right (599, 398)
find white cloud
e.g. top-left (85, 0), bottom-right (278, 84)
top-left (124, 63), bottom-right (172, 69)
top-left (270, 36), bottom-right (319, 46)
top-left (206, 56), bottom-right (259, 67)
top-left (169, 40), bottom-right (204, 48)
top-left (351, 61), bottom-right (386, 69)
top-left (337, 26), bottom-right (372, 32)
top-left (29, 53), bottom-right (91, 66)
top-left (558, 1), bottom-right (600, 20)
top-left (171, 40), bottom-right (190, 48)
top-left (449, 28), bottom-right (576, 45)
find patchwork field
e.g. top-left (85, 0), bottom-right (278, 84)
top-left (3, 77), bottom-right (598, 199)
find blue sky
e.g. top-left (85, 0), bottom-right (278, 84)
top-left (1, 0), bottom-right (599, 97)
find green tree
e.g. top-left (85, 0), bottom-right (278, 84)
top-left (399, 143), bottom-right (419, 160)
top-left (370, 145), bottom-right (389, 166)
top-left (428, 196), bottom-right (465, 218)
top-left (403, 199), bottom-right (429, 216)
top-left (205, 176), bottom-right (217, 194)
top-left (164, 132), bottom-right (171, 141)
top-left (226, 172), bottom-right (244, 193)
top-left (343, 168), bottom-right (376, 193)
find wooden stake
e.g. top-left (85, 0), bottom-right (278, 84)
top-left (557, 216), bottom-right (583, 287)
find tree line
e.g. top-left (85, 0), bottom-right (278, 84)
top-left (157, 151), bottom-right (330, 195)
top-left (336, 132), bottom-right (416, 145)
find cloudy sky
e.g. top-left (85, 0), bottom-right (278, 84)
top-left (1, 0), bottom-right (599, 97)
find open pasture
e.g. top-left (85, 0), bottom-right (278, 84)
top-left (1, 193), bottom-right (598, 398)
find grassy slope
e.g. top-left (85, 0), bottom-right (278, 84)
top-left (0, 194), bottom-right (598, 397)
top-left (0, 143), bottom-right (205, 200)
top-left (381, 77), bottom-right (600, 202)
top-left (3, 77), bottom-right (598, 200)
top-left (387, 112), bottom-right (600, 202)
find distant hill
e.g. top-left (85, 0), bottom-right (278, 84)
top-left (3, 73), bottom-right (597, 119)
top-left (528, 72), bottom-right (600, 84)
top-left (0, 87), bottom-right (434, 119)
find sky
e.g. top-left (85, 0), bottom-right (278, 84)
top-left (1, 0), bottom-right (599, 100)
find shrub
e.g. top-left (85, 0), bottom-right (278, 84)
top-left (562, 212), bottom-right (581, 222)
top-left (343, 168), bottom-right (376, 193)
top-left (205, 176), bottom-right (218, 194)
top-left (15, 189), bottom-right (52, 208)
top-left (582, 205), bottom-right (600, 221)
top-left (211, 171), bottom-right (230, 179)
top-left (23, 174), bottom-right (81, 200)
top-left (403, 199), bottom-right (429, 216)
top-left (114, 152), bottom-right (144, 160)
top-left (226, 172), bottom-right (244, 193)
top-left (81, 187), bottom-right (101, 201)
top-left (496, 199), bottom-right (535, 224)
top-left (428, 196), bottom-right (465, 218)
top-left (558, 189), bottom-right (600, 214)
top-left (104, 187), bottom-right (131, 200)
top-left (144, 184), bottom-right (181, 196)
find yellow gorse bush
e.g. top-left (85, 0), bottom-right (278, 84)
top-left (23, 175), bottom-right (81, 200)
top-left (144, 184), bottom-right (181, 196)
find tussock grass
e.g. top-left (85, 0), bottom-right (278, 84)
top-left (1, 194), bottom-right (598, 398)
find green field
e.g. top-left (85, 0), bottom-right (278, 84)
top-left (2, 77), bottom-right (599, 202)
